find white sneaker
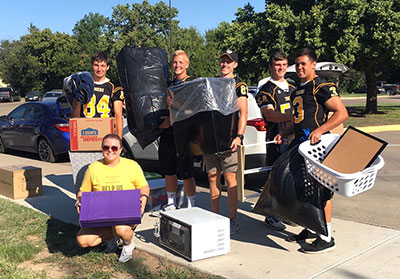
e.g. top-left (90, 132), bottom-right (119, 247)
top-left (162, 204), bottom-right (176, 211)
top-left (118, 239), bottom-right (135, 263)
top-left (104, 236), bottom-right (119, 254)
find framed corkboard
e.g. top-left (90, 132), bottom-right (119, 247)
top-left (322, 126), bottom-right (387, 173)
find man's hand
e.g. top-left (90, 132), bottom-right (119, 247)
top-left (75, 200), bottom-right (81, 214)
top-left (308, 128), bottom-right (323, 144)
top-left (274, 134), bottom-right (283, 144)
top-left (159, 116), bottom-right (171, 129)
top-left (230, 137), bottom-right (242, 152)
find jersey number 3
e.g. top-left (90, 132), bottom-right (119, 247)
top-left (293, 96), bottom-right (304, 123)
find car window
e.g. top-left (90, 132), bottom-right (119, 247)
top-left (8, 105), bottom-right (26, 120)
top-left (24, 105), bottom-right (44, 120)
top-left (44, 92), bottom-right (61, 97)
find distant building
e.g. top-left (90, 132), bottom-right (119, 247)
top-left (0, 78), bottom-right (8, 87)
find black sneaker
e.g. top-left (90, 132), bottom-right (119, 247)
top-left (287, 229), bottom-right (317, 243)
top-left (264, 215), bottom-right (286, 231)
top-left (301, 237), bottom-right (335, 254)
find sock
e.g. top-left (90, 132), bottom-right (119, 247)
top-left (167, 192), bottom-right (176, 206)
top-left (319, 223), bottom-right (332, 242)
top-left (187, 195), bottom-right (195, 208)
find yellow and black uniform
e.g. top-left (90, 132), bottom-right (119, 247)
top-left (256, 79), bottom-right (295, 165)
top-left (80, 157), bottom-right (148, 192)
top-left (291, 76), bottom-right (339, 143)
top-left (159, 76), bottom-right (194, 179)
top-left (234, 76), bottom-right (248, 99)
top-left (82, 78), bottom-right (124, 118)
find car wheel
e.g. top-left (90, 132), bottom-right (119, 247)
top-left (0, 136), bottom-right (5, 153)
top-left (38, 138), bottom-right (56, 162)
top-left (386, 89), bottom-right (394, 96)
top-left (121, 140), bottom-right (134, 160)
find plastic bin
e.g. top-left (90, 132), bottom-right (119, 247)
top-left (298, 134), bottom-right (385, 197)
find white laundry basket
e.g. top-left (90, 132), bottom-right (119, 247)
top-left (298, 134), bottom-right (385, 197)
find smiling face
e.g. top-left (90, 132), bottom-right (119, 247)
top-left (172, 54), bottom-right (189, 80)
top-left (219, 55), bottom-right (238, 78)
top-left (269, 59), bottom-right (288, 81)
top-left (102, 137), bottom-right (122, 165)
top-left (92, 60), bottom-right (110, 82)
top-left (295, 55), bottom-right (317, 82)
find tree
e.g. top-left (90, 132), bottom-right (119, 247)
top-left (323, 0), bottom-right (400, 113)
top-left (0, 26), bottom-right (81, 93)
top-left (73, 12), bottom-right (110, 68)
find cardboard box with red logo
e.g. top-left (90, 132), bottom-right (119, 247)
top-left (69, 118), bottom-right (116, 151)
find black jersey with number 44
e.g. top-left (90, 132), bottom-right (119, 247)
top-left (291, 76), bottom-right (339, 140)
top-left (82, 79), bottom-right (124, 118)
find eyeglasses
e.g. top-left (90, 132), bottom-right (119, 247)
top-left (102, 145), bottom-right (119, 152)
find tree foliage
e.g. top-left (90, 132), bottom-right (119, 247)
top-left (0, 26), bottom-right (80, 93)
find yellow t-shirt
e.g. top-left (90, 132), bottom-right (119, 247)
top-left (80, 157), bottom-right (148, 192)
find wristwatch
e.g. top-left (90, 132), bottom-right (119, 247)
top-left (236, 134), bottom-right (244, 141)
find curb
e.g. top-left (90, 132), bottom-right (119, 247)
top-left (356, 125), bottom-right (400, 133)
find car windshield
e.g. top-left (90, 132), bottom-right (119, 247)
top-left (0, 88), bottom-right (11, 92)
top-left (27, 91), bottom-right (41, 96)
top-left (44, 92), bottom-right (61, 97)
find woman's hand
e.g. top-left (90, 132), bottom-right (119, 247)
top-left (140, 195), bottom-right (148, 216)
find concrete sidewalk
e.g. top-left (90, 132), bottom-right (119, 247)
top-left (6, 174), bottom-right (400, 279)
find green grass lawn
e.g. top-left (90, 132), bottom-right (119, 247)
top-left (0, 198), bottom-right (221, 279)
top-left (345, 102), bottom-right (400, 127)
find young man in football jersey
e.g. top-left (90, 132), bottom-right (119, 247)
top-left (255, 51), bottom-right (295, 231)
top-left (275, 48), bottom-right (348, 253)
top-left (158, 50), bottom-right (196, 210)
top-left (204, 50), bottom-right (248, 235)
top-left (72, 51), bottom-right (124, 139)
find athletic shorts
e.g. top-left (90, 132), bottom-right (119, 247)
top-left (158, 133), bottom-right (194, 179)
top-left (203, 151), bottom-right (237, 173)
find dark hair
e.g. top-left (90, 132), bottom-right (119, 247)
top-left (295, 48), bottom-right (318, 62)
top-left (91, 51), bottom-right (110, 65)
top-left (269, 51), bottom-right (288, 65)
top-left (101, 134), bottom-right (122, 148)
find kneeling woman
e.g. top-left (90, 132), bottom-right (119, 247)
top-left (75, 134), bottom-right (150, 263)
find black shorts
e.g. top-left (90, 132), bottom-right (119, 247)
top-left (158, 133), bottom-right (194, 179)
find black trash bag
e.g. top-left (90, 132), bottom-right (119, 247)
top-left (253, 144), bottom-right (328, 235)
top-left (116, 46), bottom-right (169, 148)
top-left (63, 71), bottom-right (94, 105)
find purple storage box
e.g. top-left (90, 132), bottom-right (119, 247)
top-left (79, 190), bottom-right (141, 228)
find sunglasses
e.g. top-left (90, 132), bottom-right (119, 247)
top-left (102, 145), bottom-right (119, 152)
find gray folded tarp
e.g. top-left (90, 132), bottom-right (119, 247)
top-left (168, 78), bottom-right (239, 157)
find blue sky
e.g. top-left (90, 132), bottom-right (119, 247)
top-left (0, 0), bottom-right (265, 41)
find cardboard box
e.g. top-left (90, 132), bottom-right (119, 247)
top-left (160, 207), bottom-right (230, 261)
top-left (69, 118), bottom-right (116, 151)
top-left (0, 166), bottom-right (42, 199)
top-left (79, 190), bottom-right (141, 228)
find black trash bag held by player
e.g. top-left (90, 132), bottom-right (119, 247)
top-left (63, 71), bottom-right (94, 105)
top-left (116, 47), bottom-right (169, 149)
top-left (253, 144), bottom-right (328, 235)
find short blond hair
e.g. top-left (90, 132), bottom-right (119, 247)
top-left (172, 50), bottom-right (189, 63)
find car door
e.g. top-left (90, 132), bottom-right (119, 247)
top-left (1, 104), bottom-right (27, 149)
top-left (18, 104), bottom-right (44, 152)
